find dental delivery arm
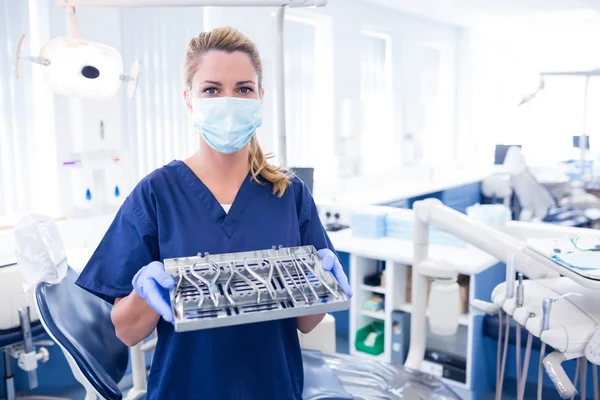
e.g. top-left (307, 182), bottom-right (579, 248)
top-left (112, 292), bottom-right (160, 347)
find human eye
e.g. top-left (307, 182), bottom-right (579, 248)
top-left (203, 87), bottom-right (219, 95)
top-left (238, 87), bottom-right (254, 95)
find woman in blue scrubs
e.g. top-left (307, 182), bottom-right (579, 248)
top-left (75, 27), bottom-right (351, 400)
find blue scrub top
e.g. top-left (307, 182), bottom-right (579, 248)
top-left (75, 160), bottom-right (336, 400)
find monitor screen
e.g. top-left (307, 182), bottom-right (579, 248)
top-left (291, 167), bottom-right (314, 193)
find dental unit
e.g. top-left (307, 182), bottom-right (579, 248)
top-left (407, 198), bottom-right (600, 400)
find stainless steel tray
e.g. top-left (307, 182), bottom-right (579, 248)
top-left (166, 245), bottom-right (350, 332)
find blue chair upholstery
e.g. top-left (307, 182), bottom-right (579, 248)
top-left (35, 268), bottom-right (129, 400)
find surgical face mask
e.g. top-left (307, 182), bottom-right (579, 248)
top-left (191, 96), bottom-right (262, 154)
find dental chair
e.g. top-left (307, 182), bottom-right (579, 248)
top-left (503, 146), bottom-right (597, 227)
top-left (34, 267), bottom-right (143, 400)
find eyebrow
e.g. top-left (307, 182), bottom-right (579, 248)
top-left (200, 80), bottom-right (256, 86)
top-left (201, 80), bottom-right (223, 86)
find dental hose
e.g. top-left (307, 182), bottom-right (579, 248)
top-left (516, 324), bottom-right (522, 397)
top-left (593, 364), bottom-right (598, 400)
top-left (517, 328), bottom-right (533, 400)
top-left (580, 358), bottom-right (587, 400)
top-left (497, 314), bottom-right (512, 400)
top-left (538, 342), bottom-right (546, 400)
top-left (515, 273), bottom-right (524, 400)
top-left (496, 310), bottom-right (503, 399)
top-left (571, 359), bottom-right (580, 400)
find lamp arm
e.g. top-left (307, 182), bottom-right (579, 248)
top-left (60, 0), bottom-right (326, 7)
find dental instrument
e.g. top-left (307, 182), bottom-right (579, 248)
top-left (224, 262), bottom-right (261, 306)
top-left (288, 248), bottom-right (320, 301)
top-left (275, 247), bottom-right (310, 303)
top-left (189, 259), bottom-right (221, 307)
top-left (293, 250), bottom-right (340, 299)
top-left (166, 245), bottom-right (350, 332)
top-left (244, 258), bottom-right (277, 300)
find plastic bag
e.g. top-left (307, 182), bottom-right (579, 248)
top-left (14, 214), bottom-right (68, 292)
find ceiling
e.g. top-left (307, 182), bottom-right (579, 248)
top-left (360, 0), bottom-right (600, 28)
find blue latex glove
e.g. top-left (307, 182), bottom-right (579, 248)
top-left (318, 249), bottom-right (353, 298)
top-left (132, 261), bottom-right (175, 323)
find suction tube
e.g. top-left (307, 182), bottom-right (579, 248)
top-left (517, 312), bottom-right (535, 400)
top-left (496, 314), bottom-right (511, 400)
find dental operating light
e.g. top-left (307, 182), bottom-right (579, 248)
top-left (16, 6), bottom-right (141, 100)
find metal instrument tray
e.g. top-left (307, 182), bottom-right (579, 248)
top-left (166, 245), bottom-right (350, 332)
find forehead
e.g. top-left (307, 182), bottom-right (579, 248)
top-left (192, 50), bottom-right (257, 84)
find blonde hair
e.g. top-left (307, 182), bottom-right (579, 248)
top-left (184, 26), bottom-right (291, 197)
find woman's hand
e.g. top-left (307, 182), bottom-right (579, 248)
top-left (112, 261), bottom-right (175, 347)
top-left (132, 261), bottom-right (175, 323)
top-left (317, 249), bottom-right (353, 298)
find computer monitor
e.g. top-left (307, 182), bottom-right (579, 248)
top-left (291, 167), bottom-right (314, 193)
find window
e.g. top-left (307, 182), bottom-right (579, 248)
top-left (418, 44), bottom-right (456, 164)
top-left (119, 7), bottom-right (202, 181)
top-left (283, 16), bottom-right (317, 168)
top-left (360, 30), bottom-right (393, 174)
top-left (276, 13), bottom-right (334, 180)
top-left (0, 0), bottom-right (33, 218)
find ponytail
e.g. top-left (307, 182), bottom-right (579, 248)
top-left (248, 136), bottom-right (291, 197)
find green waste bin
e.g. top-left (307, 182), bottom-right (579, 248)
top-left (355, 321), bottom-right (385, 356)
